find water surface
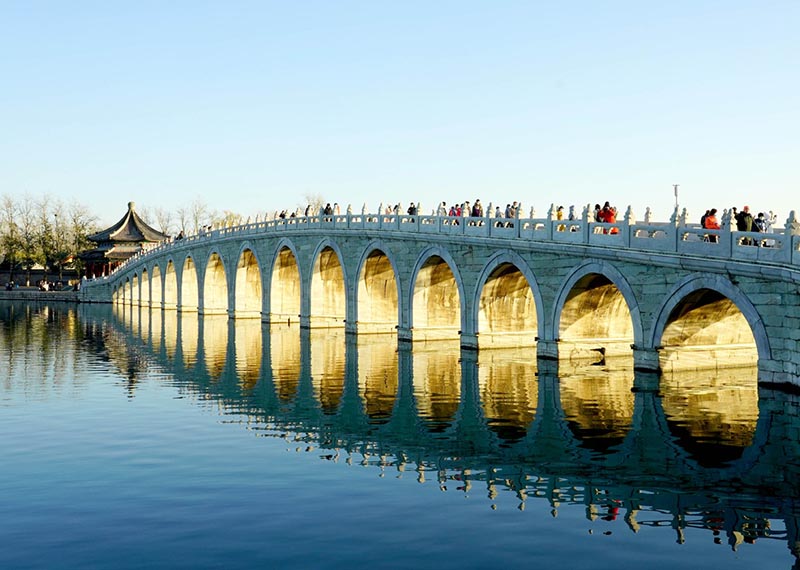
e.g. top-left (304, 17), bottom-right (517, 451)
top-left (0, 302), bottom-right (797, 569)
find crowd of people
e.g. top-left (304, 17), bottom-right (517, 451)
top-left (276, 200), bottom-right (780, 246)
top-left (701, 206), bottom-right (777, 245)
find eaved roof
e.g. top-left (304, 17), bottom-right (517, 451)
top-left (88, 201), bottom-right (169, 243)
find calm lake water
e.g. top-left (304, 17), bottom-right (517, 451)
top-left (1, 301), bottom-right (798, 569)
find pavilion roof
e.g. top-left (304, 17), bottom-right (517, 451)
top-left (88, 201), bottom-right (169, 244)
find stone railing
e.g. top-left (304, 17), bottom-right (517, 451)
top-left (87, 204), bottom-right (800, 284)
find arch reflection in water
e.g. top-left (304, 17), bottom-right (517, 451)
top-left (203, 315), bottom-right (228, 382)
top-left (180, 312), bottom-right (199, 370)
top-left (477, 348), bottom-right (537, 445)
top-left (83, 302), bottom-right (800, 564)
top-left (235, 319), bottom-right (262, 391)
top-left (559, 360), bottom-right (635, 453)
top-left (412, 340), bottom-right (461, 432)
top-left (660, 365), bottom-right (759, 467)
top-left (309, 328), bottom-right (346, 413)
top-left (269, 323), bottom-right (301, 402)
top-left (163, 309), bottom-right (178, 360)
top-left (358, 334), bottom-right (398, 424)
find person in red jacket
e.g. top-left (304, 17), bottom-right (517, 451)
top-left (704, 208), bottom-right (720, 243)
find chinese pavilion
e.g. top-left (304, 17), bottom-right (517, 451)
top-left (80, 201), bottom-right (170, 278)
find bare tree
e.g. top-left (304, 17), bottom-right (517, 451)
top-left (35, 196), bottom-right (58, 283)
top-left (175, 206), bottom-right (189, 235)
top-left (67, 200), bottom-right (98, 277)
top-left (301, 193), bottom-right (326, 216)
top-left (189, 198), bottom-right (214, 234)
top-left (17, 195), bottom-right (41, 286)
top-left (214, 210), bottom-right (243, 228)
top-left (153, 206), bottom-right (173, 236)
top-left (0, 195), bottom-right (21, 283)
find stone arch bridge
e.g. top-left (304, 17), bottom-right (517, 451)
top-left (80, 207), bottom-right (800, 387)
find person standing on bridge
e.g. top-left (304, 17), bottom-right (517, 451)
top-left (704, 208), bottom-right (720, 243)
top-left (734, 205), bottom-right (758, 245)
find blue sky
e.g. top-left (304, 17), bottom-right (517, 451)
top-left (1, 1), bottom-right (797, 227)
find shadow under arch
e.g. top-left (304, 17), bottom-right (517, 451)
top-left (309, 238), bottom-right (348, 328)
top-left (409, 245), bottom-right (465, 342)
top-left (650, 274), bottom-right (769, 370)
top-left (472, 249), bottom-right (543, 349)
top-left (203, 250), bottom-right (229, 316)
top-left (268, 238), bottom-right (302, 325)
top-left (355, 239), bottom-right (401, 334)
top-left (233, 241), bottom-right (263, 319)
top-left (553, 259), bottom-right (643, 362)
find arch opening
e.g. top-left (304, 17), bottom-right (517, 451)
top-left (150, 265), bottom-right (162, 310)
top-left (659, 288), bottom-right (758, 371)
top-left (163, 261), bottom-right (178, 310)
top-left (130, 274), bottom-right (140, 307)
top-left (180, 257), bottom-right (199, 313)
top-left (357, 250), bottom-right (399, 334)
top-left (235, 249), bottom-right (263, 319)
top-left (478, 263), bottom-right (537, 349)
top-left (123, 279), bottom-right (131, 306)
top-left (559, 273), bottom-right (633, 363)
top-left (141, 268), bottom-right (150, 308)
top-left (310, 246), bottom-right (346, 328)
top-left (270, 247), bottom-right (301, 325)
top-left (203, 253), bottom-right (229, 316)
top-left (412, 256), bottom-right (460, 341)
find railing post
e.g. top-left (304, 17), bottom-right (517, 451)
top-left (785, 211), bottom-right (800, 264)
top-left (581, 203), bottom-right (591, 244)
top-left (623, 205), bottom-right (634, 248)
top-left (721, 208), bottom-right (734, 257)
top-left (546, 203), bottom-right (555, 240)
top-left (668, 205), bottom-right (680, 253)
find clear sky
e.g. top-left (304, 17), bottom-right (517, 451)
top-left (1, 1), bottom-right (798, 228)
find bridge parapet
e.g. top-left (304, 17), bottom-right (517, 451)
top-left (90, 208), bottom-right (800, 282)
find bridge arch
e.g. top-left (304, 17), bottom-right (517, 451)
top-left (651, 274), bottom-right (768, 370)
top-left (180, 255), bottom-right (199, 313)
top-left (409, 246), bottom-right (464, 341)
top-left (553, 260), bottom-right (643, 361)
top-left (234, 242), bottom-right (263, 319)
top-left (356, 240), bottom-right (401, 334)
top-left (150, 263), bottom-right (163, 310)
top-left (202, 251), bottom-right (229, 315)
top-left (130, 273), bottom-right (140, 306)
top-left (473, 250), bottom-right (543, 349)
top-left (309, 239), bottom-right (347, 328)
top-left (163, 259), bottom-right (178, 310)
top-left (140, 268), bottom-right (150, 308)
top-left (269, 240), bottom-right (302, 325)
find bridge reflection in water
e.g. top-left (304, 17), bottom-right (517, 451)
top-left (53, 302), bottom-right (800, 562)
